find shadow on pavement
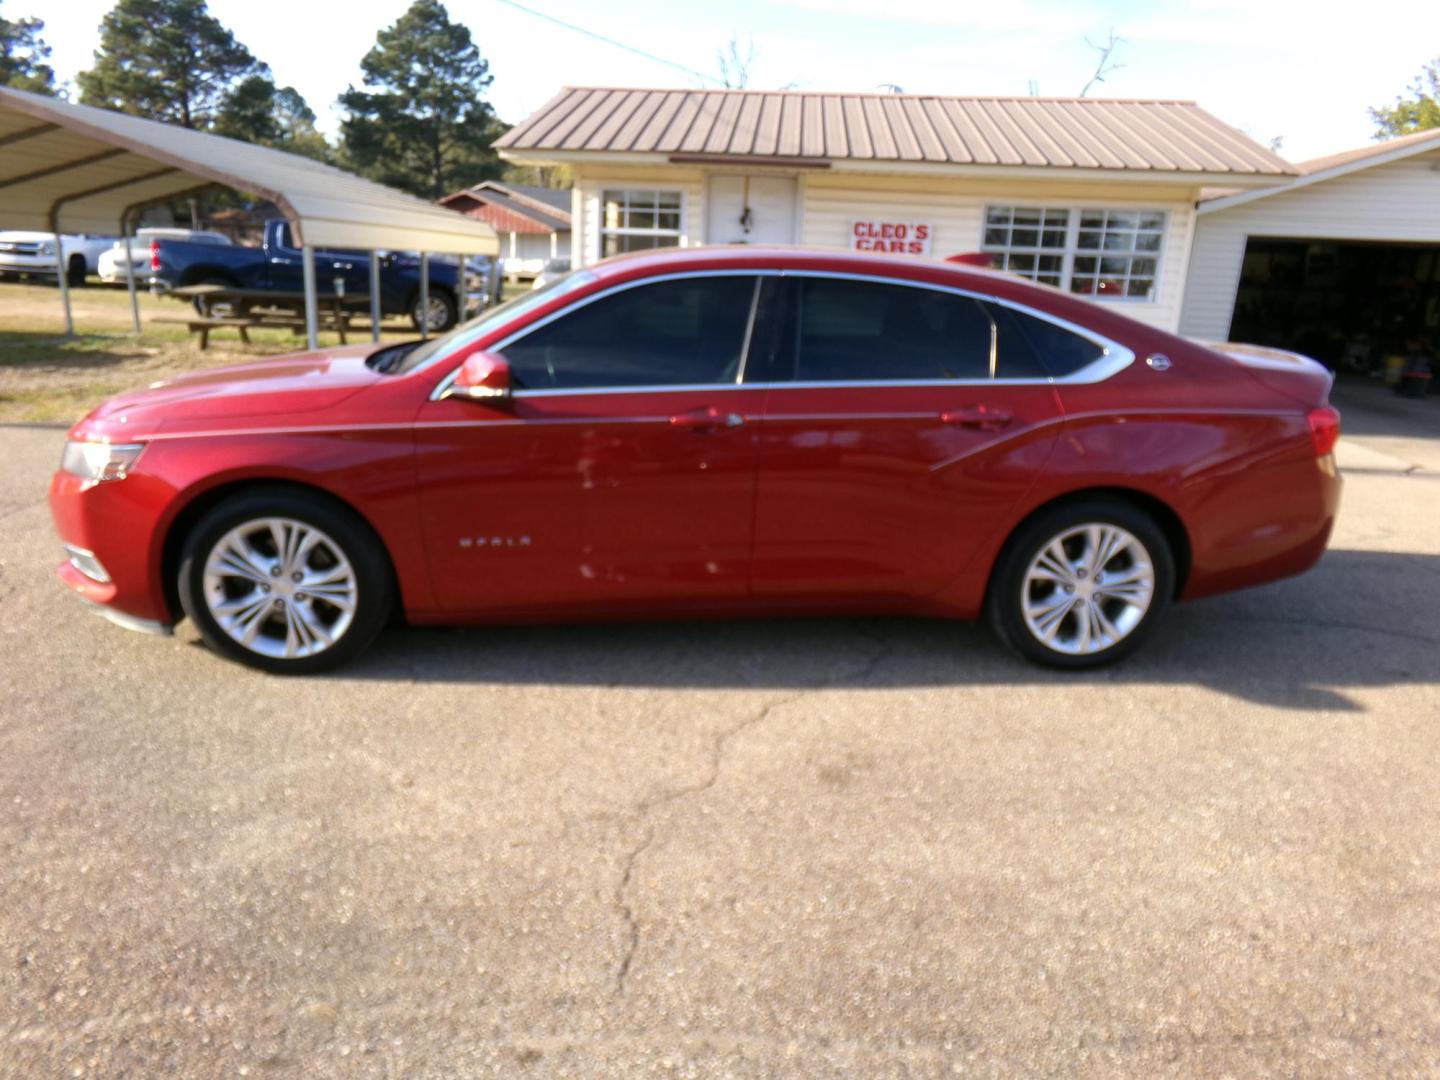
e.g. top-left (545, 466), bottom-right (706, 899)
top-left (342, 549), bottom-right (1439, 713)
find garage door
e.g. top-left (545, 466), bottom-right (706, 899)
top-left (1230, 238), bottom-right (1440, 371)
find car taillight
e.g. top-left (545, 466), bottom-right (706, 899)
top-left (149, 240), bottom-right (161, 272)
top-left (1307, 406), bottom-right (1340, 457)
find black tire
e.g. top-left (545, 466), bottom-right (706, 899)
top-left (986, 497), bottom-right (1175, 669)
top-left (66, 255), bottom-right (87, 288)
top-left (178, 489), bottom-right (394, 674)
top-left (409, 288), bottom-right (457, 332)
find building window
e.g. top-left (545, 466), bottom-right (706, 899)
top-left (983, 206), bottom-right (1167, 301)
top-left (982, 207), bottom-right (1068, 287)
top-left (1071, 210), bottom-right (1165, 300)
top-left (600, 189), bottom-right (683, 258)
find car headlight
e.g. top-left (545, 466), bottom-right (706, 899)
top-left (38, 241), bottom-right (55, 257)
top-left (60, 441), bottom-right (145, 485)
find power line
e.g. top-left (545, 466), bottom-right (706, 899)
top-left (490, 0), bottom-right (721, 86)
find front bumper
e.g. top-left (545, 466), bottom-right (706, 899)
top-left (50, 467), bottom-right (175, 627)
top-left (56, 559), bottom-right (173, 635)
top-left (0, 257), bottom-right (57, 275)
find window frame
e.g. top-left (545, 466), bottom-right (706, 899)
top-left (981, 204), bottom-right (1168, 304)
top-left (596, 187), bottom-right (687, 262)
top-left (429, 270), bottom-right (1135, 400)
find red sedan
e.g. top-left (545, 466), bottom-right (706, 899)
top-left (49, 246), bottom-right (1341, 673)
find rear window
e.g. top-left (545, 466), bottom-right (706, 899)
top-left (992, 306), bottom-right (1106, 378)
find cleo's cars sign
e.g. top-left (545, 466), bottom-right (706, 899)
top-left (851, 220), bottom-right (933, 255)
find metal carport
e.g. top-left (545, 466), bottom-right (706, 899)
top-left (0, 86), bottom-right (498, 348)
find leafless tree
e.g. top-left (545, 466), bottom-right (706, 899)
top-left (1079, 30), bottom-right (1125, 96)
top-left (717, 36), bottom-right (757, 90)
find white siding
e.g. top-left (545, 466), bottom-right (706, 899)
top-left (801, 173), bottom-right (1196, 331)
top-left (571, 166), bottom-right (706, 265)
top-left (1180, 148), bottom-right (1440, 340)
top-left (568, 165), bottom-right (1200, 331)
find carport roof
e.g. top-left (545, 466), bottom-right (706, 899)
top-left (496, 86), bottom-right (1298, 182)
top-left (0, 86), bottom-right (498, 254)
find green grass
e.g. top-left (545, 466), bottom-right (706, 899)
top-left (0, 278), bottom-right (400, 422)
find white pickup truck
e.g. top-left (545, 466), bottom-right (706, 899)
top-left (0, 231), bottom-right (118, 286)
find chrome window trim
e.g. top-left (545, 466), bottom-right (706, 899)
top-left (429, 267), bottom-right (1134, 401)
top-left (774, 269), bottom-right (1134, 385)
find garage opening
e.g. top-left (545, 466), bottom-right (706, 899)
top-left (1229, 238), bottom-right (1440, 373)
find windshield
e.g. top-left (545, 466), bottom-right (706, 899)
top-left (387, 270), bottom-right (597, 376)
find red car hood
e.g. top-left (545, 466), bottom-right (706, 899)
top-left (72, 345), bottom-right (386, 440)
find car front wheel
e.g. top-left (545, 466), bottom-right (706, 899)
top-left (987, 499), bottom-right (1174, 668)
top-left (178, 490), bottom-right (393, 674)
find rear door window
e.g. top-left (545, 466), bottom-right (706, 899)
top-left (785, 277), bottom-right (993, 382)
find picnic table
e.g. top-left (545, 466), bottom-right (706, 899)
top-left (153, 285), bottom-right (373, 349)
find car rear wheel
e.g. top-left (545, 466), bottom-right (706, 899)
top-left (987, 499), bottom-right (1174, 668)
top-left (178, 491), bottom-right (393, 674)
top-left (66, 255), bottom-right (87, 288)
top-left (410, 289), bottom-right (457, 332)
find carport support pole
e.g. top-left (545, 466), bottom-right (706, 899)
top-left (52, 227), bottom-right (74, 337)
top-left (368, 251), bottom-right (381, 343)
top-left (301, 242), bottom-right (319, 351)
top-left (122, 215), bottom-right (140, 335)
top-left (419, 252), bottom-right (430, 341)
top-left (458, 253), bottom-right (467, 321)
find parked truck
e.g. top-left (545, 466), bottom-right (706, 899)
top-left (148, 220), bottom-right (472, 331)
top-left (0, 232), bottom-right (117, 286)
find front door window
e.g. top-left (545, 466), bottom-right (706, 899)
top-left (500, 275), bottom-right (759, 389)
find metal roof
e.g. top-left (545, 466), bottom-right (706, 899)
top-left (496, 87), bottom-right (1297, 179)
top-left (492, 181), bottom-right (572, 216)
top-left (1294, 125), bottom-right (1440, 175)
top-left (0, 86), bottom-right (498, 253)
top-left (437, 181), bottom-right (571, 232)
top-left (1199, 127), bottom-right (1440, 215)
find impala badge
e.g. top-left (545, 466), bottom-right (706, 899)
top-left (459, 535), bottom-right (532, 548)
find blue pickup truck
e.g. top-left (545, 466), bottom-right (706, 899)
top-left (148, 220), bottom-right (470, 331)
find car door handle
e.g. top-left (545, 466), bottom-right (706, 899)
top-left (940, 405), bottom-right (1014, 431)
top-left (669, 406), bottom-right (746, 432)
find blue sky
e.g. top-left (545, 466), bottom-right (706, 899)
top-left (28, 0), bottom-right (1440, 161)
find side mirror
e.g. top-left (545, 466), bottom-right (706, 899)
top-left (442, 351), bottom-right (512, 402)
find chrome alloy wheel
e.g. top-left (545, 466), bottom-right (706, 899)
top-left (201, 517), bottom-right (358, 660)
top-left (1021, 523), bottom-right (1155, 656)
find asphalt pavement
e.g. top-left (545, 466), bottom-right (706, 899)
top-left (1, 380), bottom-right (1438, 1076)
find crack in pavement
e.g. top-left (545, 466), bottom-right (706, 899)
top-left (611, 627), bottom-right (895, 996)
top-left (0, 496), bottom-right (47, 526)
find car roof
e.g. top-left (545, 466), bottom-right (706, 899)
top-left (587, 243), bottom-right (1021, 291)
top-left (577, 243), bottom-right (1169, 352)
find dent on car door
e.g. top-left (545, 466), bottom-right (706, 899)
top-left (750, 276), bottom-right (1067, 602)
top-left (413, 273), bottom-right (769, 616)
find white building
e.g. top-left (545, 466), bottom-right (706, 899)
top-left (1180, 127), bottom-right (1440, 365)
top-left (495, 87), bottom-right (1297, 333)
top-left (438, 180), bottom-right (572, 277)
